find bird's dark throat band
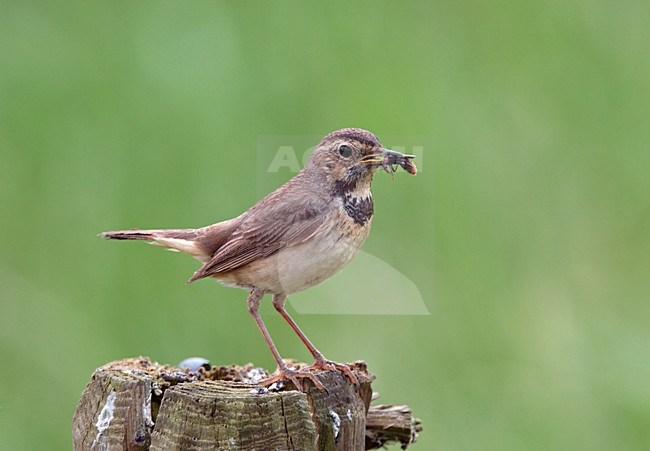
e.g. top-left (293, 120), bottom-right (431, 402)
top-left (342, 194), bottom-right (374, 226)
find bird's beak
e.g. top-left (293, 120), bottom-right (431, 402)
top-left (361, 148), bottom-right (417, 175)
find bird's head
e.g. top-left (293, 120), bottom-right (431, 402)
top-left (307, 128), bottom-right (416, 196)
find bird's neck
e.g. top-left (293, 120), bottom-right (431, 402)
top-left (300, 163), bottom-right (375, 225)
top-left (340, 190), bottom-right (373, 225)
top-left (333, 176), bottom-right (374, 226)
top-left (330, 167), bottom-right (374, 198)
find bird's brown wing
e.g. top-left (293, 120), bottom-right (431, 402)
top-left (187, 199), bottom-right (329, 283)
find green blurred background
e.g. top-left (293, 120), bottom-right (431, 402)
top-left (1, 1), bottom-right (649, 449)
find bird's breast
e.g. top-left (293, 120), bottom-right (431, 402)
top-left (218, 206), bottom-right (372, 295)
top-left (270, 214), bottom-right (371, 294)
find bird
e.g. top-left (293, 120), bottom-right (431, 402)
top-left (102, 128), bottom-right (416, 390)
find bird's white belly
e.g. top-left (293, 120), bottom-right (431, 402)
top-left (275, 231), bottom-right (361, 294)
top-left (223, 220), bottom-right (370, 295)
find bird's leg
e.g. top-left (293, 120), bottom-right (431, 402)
top-left (246, 289), bottom-right (324, 390)
top-left (272, 294), bottom-right (358, 385)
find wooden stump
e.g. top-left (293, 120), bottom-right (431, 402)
top-left (73, 357), bottom-right (420, 450)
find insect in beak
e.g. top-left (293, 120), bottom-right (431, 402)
top-left (362, 148), bottom-right (417, 177)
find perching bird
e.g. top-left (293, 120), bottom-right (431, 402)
top-left (102, 128), bottom-right (416, 390)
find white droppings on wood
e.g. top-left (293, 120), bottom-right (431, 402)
top-left (144, 382), bottom-right (154, 427)
top-left (329, 410), bottom-right (341, 439)
top-left (244, 367), bottom-right (266, 383)
top-left (92, 390), bottom-right (117, 448)
top-left (347, 408), bottom-right (352, 420)
top-left (249, 386), bottom-right (269, 395)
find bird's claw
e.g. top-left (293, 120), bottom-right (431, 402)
top-left (308, 359), bottom-right (359, 386)
top-left (261, 366), bottom-right (325, 391)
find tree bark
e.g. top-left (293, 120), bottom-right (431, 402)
top-left (72, 357), bottom-right (419, 450)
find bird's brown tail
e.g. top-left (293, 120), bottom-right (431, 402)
top-left (101, 230), bottom-right (157, 240)
top-left (101, 228), bottom-right (199, 241)
top-left (100, 228), bottom-right (210, 263)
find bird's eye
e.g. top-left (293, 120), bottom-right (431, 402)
top-left (338, 145), bottom-right (352, 158)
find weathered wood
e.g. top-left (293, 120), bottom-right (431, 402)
top-left (73, 357), bottom-right (419, 450)
top-left (150, 381), bottom-right (317, 450)
top-left (365, 404), bottom-right (422, 450)
top-left (72, 358), bottom-right (159, 450)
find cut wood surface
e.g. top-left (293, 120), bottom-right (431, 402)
top-left (72, 357), bottom-right (420, 450)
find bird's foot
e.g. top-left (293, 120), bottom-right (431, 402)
top-left (308, 358), bottom-right (359, 386)
top-left (261, 365), bottom-right (325, 391)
